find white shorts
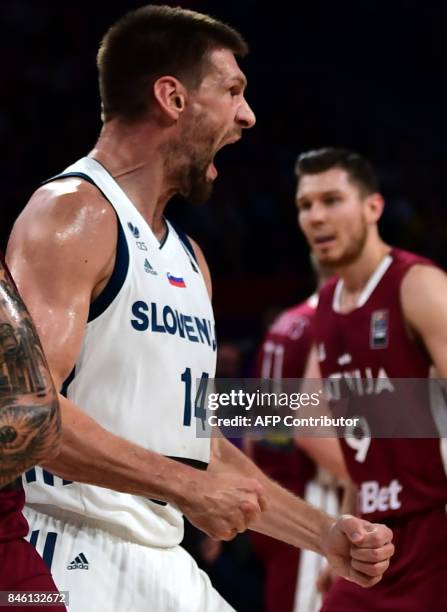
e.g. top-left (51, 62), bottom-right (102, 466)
top-left (24, 507), bottom-right (234, 612)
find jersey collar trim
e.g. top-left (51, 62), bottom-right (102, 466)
top-left (332, 254), bottom-right (393, 312)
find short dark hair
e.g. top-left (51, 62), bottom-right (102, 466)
top-left (97, 5), bottom-right (248, 122)
top-left (295, 148), bottom-right (379, 196)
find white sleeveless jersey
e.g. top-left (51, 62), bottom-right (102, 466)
top-left (24, 157), bottom-right (217, 547)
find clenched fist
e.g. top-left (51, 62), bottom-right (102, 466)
top-left (321, 514), bottom-right (394, 587)
top-left (179, 471), bottom-right (267, 540)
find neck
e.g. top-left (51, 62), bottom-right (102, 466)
top-left (89, 119), bottom-right (175, 239)
top-left (334, 231), bottom-right (391, 293)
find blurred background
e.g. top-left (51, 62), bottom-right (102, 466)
top-left (2, 0), bottom-right (447, 364)
top-left (2, 2), bottom-right (446, 610)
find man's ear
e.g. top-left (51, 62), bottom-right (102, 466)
top-left (153, 76), bottom-right (187, 122)
top-left (365, 193), bottom-right (385, 224)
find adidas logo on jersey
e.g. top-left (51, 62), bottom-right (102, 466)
top-left (67, 553), bottom-right (89, 570)
top-left (144, 258), bottom-right (157, 275)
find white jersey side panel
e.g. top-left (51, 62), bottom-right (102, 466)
top-left (24, 157), bottom-right (217, 547)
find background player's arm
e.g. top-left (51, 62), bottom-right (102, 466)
top-left (341, 479), bottom-right (359, 515)
top-left (0, 258), bottom-right (60, 487)
top-left (296, 344), bottom-right (350, 482)
top-left (209, 433), bottom-right (393, 587)
top-left (6, 184), bottom-right (264, 539)
top-left (210, 431), bottom-right (332, 552)
top-left (401, 264), bottom-right (447, 376)
top-left (193, 244), bottom-right (392, 584)
top-left (189, 242), bottom-right (336, 546)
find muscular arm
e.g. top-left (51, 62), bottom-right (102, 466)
top-left (0, 258), bottom-right (60, 487)
top-left (210, 433), bottom-right (332, 552)
top-left (6, 182), bottom-right (200, 498)
top-left (401, 264), bottom-right (447, 376)
top-left (190, 242), bottom-right (392, 584)
top-left (6, 183), bottom-right (263, 537)
top-left (296, 344), bottom-right (350, 482)
top-left (6, 184), bottom-right (393, 583)
top-left (190, 241), bottom-right (327, 548)
top-left (209, 434), bottom-right (392, 586)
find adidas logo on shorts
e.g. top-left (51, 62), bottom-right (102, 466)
top-left (67, 553), bottom-right (89, 570)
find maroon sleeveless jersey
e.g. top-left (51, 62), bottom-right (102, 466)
top-left (251, 299), bottom-right (317, 612)
top-left (0, 482), bottom-right (28, 542)
top-left (0, 483), bottom-right (64, 606)
top-left (253, 297), bottom-right (316, 487)
top-left (256, 297), bottom-right (317, 379)
top-left (315, 248), bottom-right (447, 521)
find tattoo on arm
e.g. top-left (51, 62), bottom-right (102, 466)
top-left (0, 260), bottom-right (60, 487)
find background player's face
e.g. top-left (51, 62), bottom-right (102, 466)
top-left (174, 48), bottom-right (255, 204)
top-left (297, 168), bottom-right (370, 267)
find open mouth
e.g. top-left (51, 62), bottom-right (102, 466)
top-left (313, 235), bottom-right (336, 247)
top-left (207, 135), bottom-right (241, 181)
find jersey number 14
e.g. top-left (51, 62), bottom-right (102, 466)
top-left (181, 368), bottom-right (209, 430)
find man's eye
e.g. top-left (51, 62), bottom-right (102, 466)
top-left (324, 196), bottom-right (339, 205)
top-left (299, 202), bottom-right (311, 211)
top-left (230, 88), bottom-right (239, 97)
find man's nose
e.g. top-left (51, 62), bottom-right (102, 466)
top-left (308, 202), bottom-right (327, 224)
top-left (237, 97), bottom-right (256, 129)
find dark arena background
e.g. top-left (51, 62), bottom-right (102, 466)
top-left (1, 2), bottom-right (446, 610)
top-left (2, 0), bottom-right (447, 358)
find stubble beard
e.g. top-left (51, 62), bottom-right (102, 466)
top-left (166, 116), bottom-right (216, 205)
top-left (317, 219), bottom-right (368, 269)
top-left (182, 159), bottom-right (214, 205)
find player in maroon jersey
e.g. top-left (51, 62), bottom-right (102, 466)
top-left (0, 255), bottom-right (64, 609)
top-left (250, 296), bottom-right (317, 612)
top-left (296, 148), bottom-right (447, 611)
top-left (248, 260), bottom-right (353, 612)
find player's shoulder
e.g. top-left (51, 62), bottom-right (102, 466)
top-left (269, 297), bottom-right (316, 336)
top-left (13, 177), bottom-right (117, 248)
top-left (282, 297), bottom-right (317, 321)
top-left (392, 247), bottom-right (444, 294)
top-left (27, 177), bottom-right (114, 226)
top-left (401, 259), bottom-right (446, 295)
top-left (400, 255), bottom-right (447, 336)
top-left (8, 176), bottom-right (118, 281)
top-left (391, 247), bottom-right (436, 271)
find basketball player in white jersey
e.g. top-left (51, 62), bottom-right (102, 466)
top-left (6, 6), bottom-right (394, 611)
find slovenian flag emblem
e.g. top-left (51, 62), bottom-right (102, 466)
top-left (167, 272), bottom-right (186, 288)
